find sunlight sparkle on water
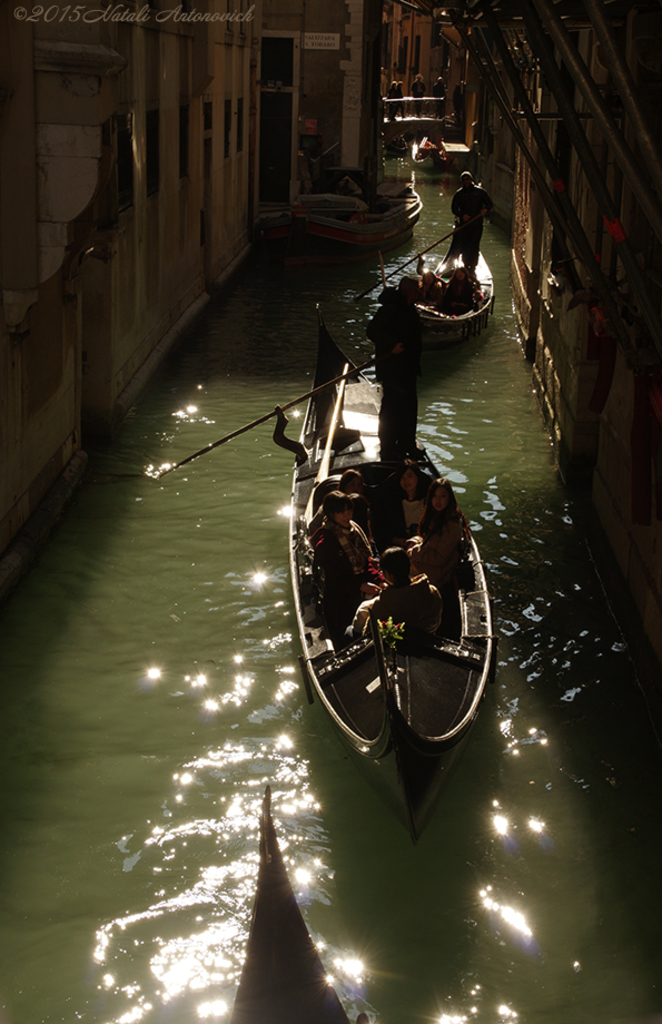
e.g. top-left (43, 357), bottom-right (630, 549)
top-left (529, 818), bottom-right (545, 833)
top-left (481, 889), bottom-right (533, 939)
top-left (333, 957), bottom-right (365, 983)
top-left (252, 572), bottom-right (268, 586)
top-left (498, 1006), bottom-right (518, 1018)
top-left (295, 868), bottom-right (311, 885)
top-left (439, 1015), bottom-right (467, 1024)
top-left (147, 668), bottom-right (161, 680)
top-left (278, 505), bottom-right (293, 518)
top-left (233, 654), bottom-right (243, 663)
top-left (493, 814), bottom-right (509, 835)
top-left (197, 1000), bottom-right (228, 1019)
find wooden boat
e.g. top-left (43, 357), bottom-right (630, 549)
top-left (230, 786), bottom-right (350, 1024)
top-left (287, 314), bottom-right (496, 842)
top-left (386, 135), bottom-right (408, 156)
top-left (416, 251), bottom-right (494, 346)
top-left (412, 135), bottom-right (453, 170)
top-left (259, 182), bottom-right (422, 267)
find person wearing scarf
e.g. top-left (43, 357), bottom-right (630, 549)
top-left (312, 491), bottom-right (384, 648)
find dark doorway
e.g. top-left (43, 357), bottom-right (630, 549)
top-left (259, 91), bottom-right (293, 202)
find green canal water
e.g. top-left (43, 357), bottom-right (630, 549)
top-left (1, 163), bottom-right (661, 1024)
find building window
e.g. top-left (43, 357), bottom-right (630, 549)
top-left (224, 98), bottom-right (231, 158)
top-left (236, 96), bottom-right (244, 153)
top-left (413, 35), bottom-right (421, 75)
top-left (204, 100), bottom-right (213, 131)
top-left (116, 113), bottom-right (134, 211)
top-left (179, 104), bottom-right (189, 178)
top-left (146, 108), bottom-right (159, 195)
top-left (398, 39), bottom-right (408, 75)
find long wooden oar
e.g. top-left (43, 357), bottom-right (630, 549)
top-left (353, 212), bottom-right (484, 301)
top-left (151, 358), bottom-right (374, 479)
top-left (303, 363), bottom-right (349, 525)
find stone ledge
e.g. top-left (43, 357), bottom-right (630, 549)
top-left (113, 290), bottom-right (211, 433)
top-left (0, 450), bottom-right (88, 607)
top-left (587, 505), bottom-right (662, 739)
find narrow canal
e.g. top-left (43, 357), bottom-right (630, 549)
top-left (1, 162), bottom-right (661, 1024)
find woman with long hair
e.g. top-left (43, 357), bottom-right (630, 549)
top-left (372, 459), bottom-right (430, 552)
top-left (407, 478), bottom-right (467, 590)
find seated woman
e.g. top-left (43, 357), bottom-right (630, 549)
top-left (312, 491), bottom-right (384, 648)
top-left (439, 265), bottom-right (475, 316)
top-left (352, 546), bottom-right (443, 637)
top-left (407, 477), bottom-right (467, 592)
top-left (338, 468), bottom-right (372, 541)
top-left (372, 459), bottom-right (430, 552)
top-left (419, 270), bottom-right (445, 307)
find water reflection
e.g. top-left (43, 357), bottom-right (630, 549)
top-left (93, 769), bottom-right (335, 1022)
top-left (1, 166), bottom-right (661, 1024)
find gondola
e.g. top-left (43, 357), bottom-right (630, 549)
top-left (230, 786), bottom-right (350, 1024)
top-left (412, 135), bottom-right (453, 171)
top-left (287, 314), bottom-right (496, 842)
top-left (259, 182), bottom-right (422, 267)
top-left (416, 251), bottom-right (494, 346)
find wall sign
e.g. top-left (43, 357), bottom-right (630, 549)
top-left (303, 33), bottom-right (340, 50)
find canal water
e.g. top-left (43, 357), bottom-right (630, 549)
top-left (1, 161), bottom-right (661, 1024)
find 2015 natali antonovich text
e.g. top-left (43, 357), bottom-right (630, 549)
top-left (14, 3), bottom-right (254, 22)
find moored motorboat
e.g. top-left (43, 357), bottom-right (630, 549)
top-left (230, 786), bottom-right (350, 1024)
top-left (260, 182), bottom-right (422, 267)
top-left (287, 314), bottom-right (496, 842)
top-left (416, 251), bottom-right (494, 346)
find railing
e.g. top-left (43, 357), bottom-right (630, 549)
top-left (383, 96), bottom-right (449, 120)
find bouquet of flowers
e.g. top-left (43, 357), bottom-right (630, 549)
top-left (378, 617), bottom-right (405, 648)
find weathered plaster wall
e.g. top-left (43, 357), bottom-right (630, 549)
top-left (1, 9), bottom-right (262, 574)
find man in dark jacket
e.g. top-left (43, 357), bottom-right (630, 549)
top-left (366, 276), bottom-right (422, 460)
top-left (449, 170), bottom-right (493, 271)
top-left (432, 76), bottom-right (446, 119)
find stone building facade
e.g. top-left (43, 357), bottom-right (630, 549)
top-left (474, 10), bottom-right (662, 697)
top-left (0, 1), bottom-right (261, 593)
top-left (259, 0), bottom-right (383, 202)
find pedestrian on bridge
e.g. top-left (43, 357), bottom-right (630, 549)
top-left (412, 74), bottom-right (426, 116)
top-left (432, 76), bottom-right (446, 119)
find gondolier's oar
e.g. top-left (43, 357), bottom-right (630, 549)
top-left (303, 363), bottom-right (350, 525)
top-left (150, 358), bottom-right (374, 479)
top-left (353, 212), bottom-right (484, 301)
top-left (378, 250), bottom-right (386, 288)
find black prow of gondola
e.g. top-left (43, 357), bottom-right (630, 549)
top-left (230, 786), bottom-right (350, 1024)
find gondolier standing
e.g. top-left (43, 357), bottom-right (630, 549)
top-left (366, 277), bottom-right (422, 461)
top-left (449, 171), bottom-right (493, 271)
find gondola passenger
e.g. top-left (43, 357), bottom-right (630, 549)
top-left (338, 469), bottom-right (372, 541)
top-left (312, 491), bottom-right (384, 648)
top-left (351, 547), bottom-right (443, 637)
top-left (407, 477), bottom-right (467, 605)
top-left (419, 270), bottom-right (445, 307)
top-left (372, 459), bottom-right (430, 552)
top-left (439, 265), bottom-right (474, 316)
